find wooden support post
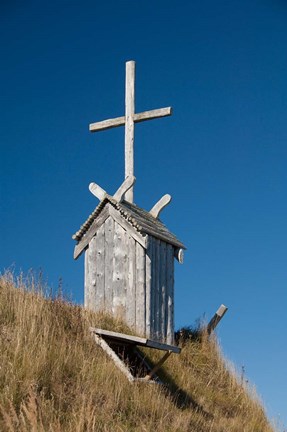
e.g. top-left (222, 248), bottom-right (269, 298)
top-left (207, 304), bottom-right (228, 334)
top-left (144, 350), bottom-right (172, 381)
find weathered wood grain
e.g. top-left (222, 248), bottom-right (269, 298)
top-left (84, 247), bottom-right (90, 308)
top-left (149, 237), bottom-right (156, 339)
top-left (112, 222), bottom-right (127, 318)
top-left (88, 236), bottom-right (98, 311)
top-left (125, 61), bottom-right (135, 202)
top-left (149, 194), bottom-right (172, 219)
top-left (126, 235), bottom-right (136, 328)
top-left (154, 239), bottom-right (160, 341)
top-left (136, 242), bottom-right (146, 336)
top-left (160, 241), bottom-right (167, 340)
top-left (145, 239), bottom-right (152, 337)
top-left (95, 223), bottom-right (105, 310)
top-left (166, 244), bottom-right (174, 344)
top-left (104, 216), bottom-right (114, 313)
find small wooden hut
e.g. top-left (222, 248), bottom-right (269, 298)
top-left (73, 61), bottom-right (185, 344)
top-left (73, 195), bottom-right (185, 343)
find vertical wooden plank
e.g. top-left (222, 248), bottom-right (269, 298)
top-left (113, 222), bottom-right (127, 319)
top-left (154, 239), bottom-right (160, 341)
top-left (88, 235), bottom-right (98, 311)
top-left (160, 241), bottom-right (167, 341)
top-left (95, 223), bottom-right (105, 310)
top-left (145, 238), bottom-right (152, 338)
top-left (166, 244), bottom-right (175, 344)
top-left (84, 248), bottom-right (90, 308)
top-left (149, 237), bottom-right (156, 339)
top-left (135, 242), bottom-right (146, 336)
top-left (104, 216), bottom-right (114, 313)
top-left (126, 235), bottom-right (136, 328)
top-left (124, 60), bottom-right (135, 202)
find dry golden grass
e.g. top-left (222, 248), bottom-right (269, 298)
top-left (0, 272), bottom-right (275, 431)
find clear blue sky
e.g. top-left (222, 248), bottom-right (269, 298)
top-left (1, 0), bottom-right (286, 427)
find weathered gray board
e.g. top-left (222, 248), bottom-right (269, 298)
top-left (85, 214), bottom-right (175, 343)
top-left (91, 328), bottom-right (181, 353)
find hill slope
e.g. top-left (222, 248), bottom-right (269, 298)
top-left (0, 273), bottom-right (275, 432)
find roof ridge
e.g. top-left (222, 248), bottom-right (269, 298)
top-left (72, 197), bottom-right (185, 249)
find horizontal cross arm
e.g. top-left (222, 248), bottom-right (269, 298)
top-left (89, 116), bottom-right (125, 132)
top-left (134, 106), bottom-right (172, 123)
top-left (89, 107), bottom-right (172, 133)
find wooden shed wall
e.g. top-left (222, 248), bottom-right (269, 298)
top-left (84, 215), bottom-right (175, 343)
top-left (148, 237), bottom-right (174, 344)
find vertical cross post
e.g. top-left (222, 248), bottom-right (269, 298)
top-left (125, 61), bottom-right (135, 202)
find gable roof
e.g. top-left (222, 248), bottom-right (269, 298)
top-left (72, 195), bottom-right (185, 255)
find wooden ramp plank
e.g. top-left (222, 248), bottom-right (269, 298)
top-left (90, 327), bottom-right (181, 354)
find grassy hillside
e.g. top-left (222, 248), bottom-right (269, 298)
top-left (0, 272), bottom-right (275, 431)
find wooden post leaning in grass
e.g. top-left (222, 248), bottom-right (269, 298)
top-left (207, 304), bottom-right (228, 335)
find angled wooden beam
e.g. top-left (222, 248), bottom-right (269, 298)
top-left (89, 182), bottom-right (107, 201)
top-left (144, 351), bottom-right (172, 381)
top-left (113, 176), bottom-right (136, 202)
top-left (92, 333), bottom-right (135, 382)
top-left (150, 194), bottom-right (172, 219)
top-left (89, 177), bottom-right (135, 203)
top-left (207, 304), bottom-right (228, 335)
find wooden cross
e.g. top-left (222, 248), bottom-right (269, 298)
top-left (89, 60), bottom-right (172, 203)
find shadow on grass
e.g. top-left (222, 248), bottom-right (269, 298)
top-left (104, 330), bottom-right (213, 420)
top-left (134, 347), bottom-right (213, 421)
top-left (156, 363), bottom-right (213, 420)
